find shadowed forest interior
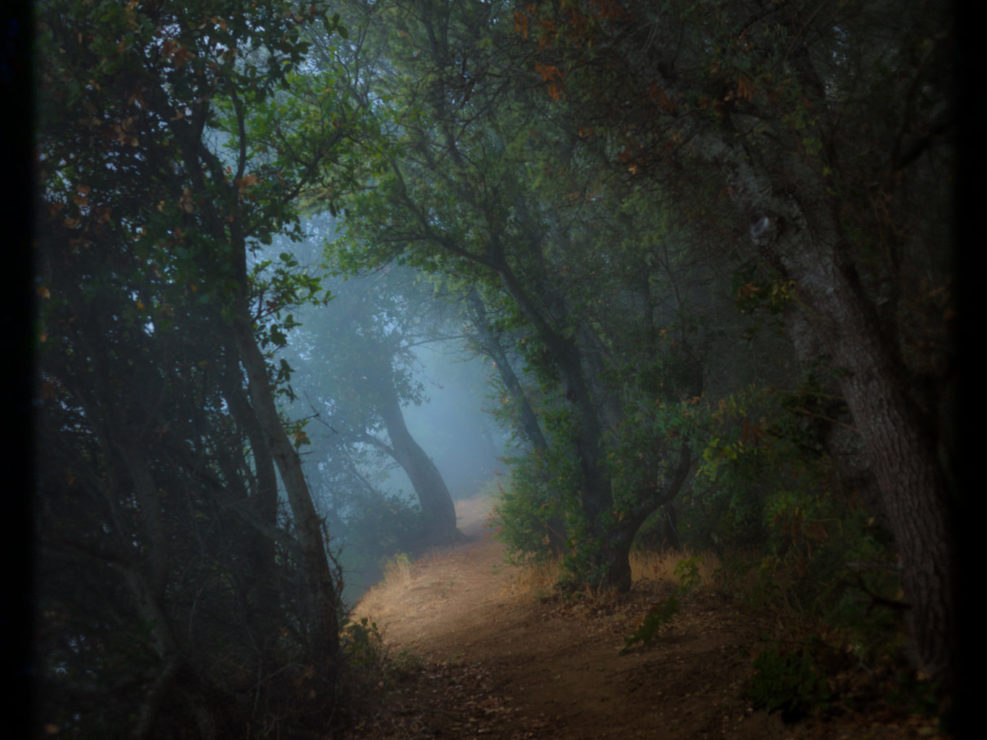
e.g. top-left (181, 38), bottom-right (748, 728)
top-left (29, 0), bottom-right (968, 737)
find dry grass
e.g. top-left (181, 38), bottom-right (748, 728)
top-left (380, 552), bottom-right (414, 589)
top-left (508, 557), bottom-right (566, 599)
top-left (354, 553), bottom-right (415, 622)
top-left (630, 548), bottom-right (721, 589)
top-left (508, 548), bottom-right (721, 601)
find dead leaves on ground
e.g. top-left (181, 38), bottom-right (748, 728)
top-left (343, 659), bottom-right (549, 739)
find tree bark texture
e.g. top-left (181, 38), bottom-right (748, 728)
top-left (779, 228), bottom-right (954, 680)
top-left (694, 113), bottom-right (957, 680)
top-left (749, 157), bottom-right (955, 681)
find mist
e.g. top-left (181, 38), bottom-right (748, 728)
top-left (386, 344), bottom-right (508, 503)
top-left (249, 219), bottom-right (514, 604)
top-left (32, 0), bottom-right (958, 734)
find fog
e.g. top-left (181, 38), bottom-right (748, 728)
top-left (387, 344), bottom-right (508, 502)
top-left (252, 220), bottom-right (512, 603)
top-left (33, 2), bottom-right (957, 734)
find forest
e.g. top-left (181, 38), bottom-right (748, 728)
top-left (29, 0), bottom-right (963, 737)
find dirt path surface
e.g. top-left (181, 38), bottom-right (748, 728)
top-left (345, 494), bottom-right (943, 739)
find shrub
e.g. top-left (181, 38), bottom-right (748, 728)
top-left (748, 640), bottom-right (831, 721)
top-left (338, 490), bottom-right (424, 603)
top-left (492, 447), bottom-right (578, 565)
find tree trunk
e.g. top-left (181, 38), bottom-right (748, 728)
top-left (778, 230), bottom-right (954, 680)
top-left (230, 311), bottom-right (340, 684)
top-left (465, 290), bottom-right (572, 548)
top-left (747, 160), bottom-right (956, 682)
top-left (465, 289), bottom-right (549, 453)
top-left (220, 367), bottom-right (282, 640)
top-left (377, 387), bottom-right (461, 545)
top-left (493, 258), bottom-right (616, 544)
top-left (704, 123), bottom-right (956, 682)
top-left (598, 445), bottom-right (693, 591)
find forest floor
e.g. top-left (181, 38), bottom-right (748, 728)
top-left (343, 493), bottom-right (947, 739)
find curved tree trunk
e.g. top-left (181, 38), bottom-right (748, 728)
top-left (377, 387), bottom-right (461, 545)
top-left (689, 113), bottom-right (957, 682)
top-left (185, 96), bottom-right (342, 684)
top-left (465, 289), bottom-right (571, 550)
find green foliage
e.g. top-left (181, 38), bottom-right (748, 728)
top-left (731, 262), bottom-right (795, 318)
top-left (673, 556), bottom-right (702, 593)
top-left (557, 519), bottom-right (620, 592)
top-left (748, 641), bottom-right (832, 721)
top-left (811, 528), bottom-right (906, 668)
top-left (710, 507), bottom-right (911, 718)
top-left (620, 596), bottom-right (681, 654)
top-left (337, 490), bottom-right (425, 603)
top-left (33, 1), bottom-right (359, 732)
top-left (676, 376), bottom-right (909, 685)
top-left (620, 553), bottom-right (702, 654)
top-left (606, 392), bottom-right (702, 505)
top-left (384, 552), bottom-right (413, 577)
top-left (680, 383), bottom-right (840, 554)
top-left (493, 447), bottom-right (577, 565)
top-left (341, 616), bottom-right (385, 670)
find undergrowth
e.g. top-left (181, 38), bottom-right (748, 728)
top-left (380, 552), bottom-right (414, 590)
top-left (748, 639), bottom-right (832, 721)
top-left (620, 552), bottom-right (709, 654)
top-left (337, 612), bottom-right (426, 731)
top-left (715, 546), bottom-right (935, 725)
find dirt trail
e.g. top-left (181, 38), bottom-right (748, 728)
top-left (348, 494), bottom-right (940, 739)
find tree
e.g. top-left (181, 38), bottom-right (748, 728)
top-left (285, 259), bottom-right (463, 545)
top-left (34, 0), bottom-right (355, 732)
top-left (463, 287), bottom-right (549, 456)
top-left (327, 0), bottom-right (706, 591)
top-left (513, 0), bottom-right (956, 684)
